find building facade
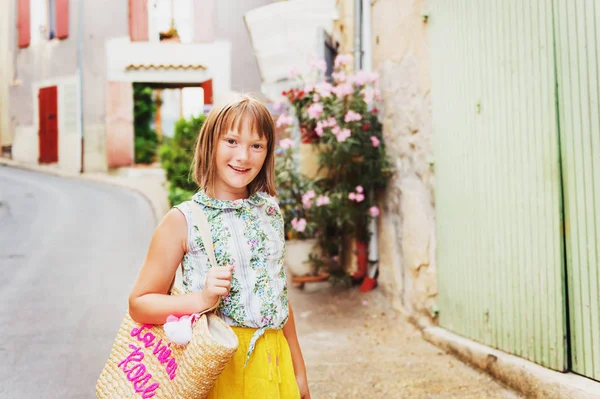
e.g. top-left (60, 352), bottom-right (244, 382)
top-left (6, 0), bottom-right (271, 172)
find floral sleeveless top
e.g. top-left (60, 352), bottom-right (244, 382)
top-left (174, 190), bottom-right (288, 365)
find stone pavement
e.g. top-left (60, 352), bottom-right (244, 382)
top-left (290, 285), bottom-right (521, 399)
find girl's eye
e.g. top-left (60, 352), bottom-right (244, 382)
top-left (252, 144), bottom-right (265, 150)
top-left (226, 139), bottom-right (237, 145)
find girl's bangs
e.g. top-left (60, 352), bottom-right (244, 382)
top-left (219, 100), bottom-right (273, 140)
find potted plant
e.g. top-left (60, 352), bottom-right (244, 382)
top-left (278, 54), bottom-right (392, 280)
top-left (274, 132), bottom-right (329, 280)
top-left (159, 21), bottom-right (180, 42)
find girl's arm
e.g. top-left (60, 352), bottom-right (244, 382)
top-left (283, 301), bottom-right (311, 398)
top-left (128, 209), bottom-right (230, 325)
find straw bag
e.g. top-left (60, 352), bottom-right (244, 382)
top-left (96, 201), bottom-right (238, 399)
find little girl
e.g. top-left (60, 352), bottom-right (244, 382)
top-left (128, 94), bottom-right (310, 398)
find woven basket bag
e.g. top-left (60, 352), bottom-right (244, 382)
top-left (96, 201), bottom-right (238, 399)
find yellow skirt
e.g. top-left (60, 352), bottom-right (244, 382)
top-left (207, 327), bottom-right (301, 399)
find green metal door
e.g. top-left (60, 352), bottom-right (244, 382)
top-left (553, 0), bottom-right (600, 381)
top-left (430, 0), bottom-right (568, 371)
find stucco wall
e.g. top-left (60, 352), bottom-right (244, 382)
top-left (82, 0), bottom-right (129, 172)
top-left (215, 0), bottom-right (272, 96)
top-left (372, 0), bottom-right (437, 325)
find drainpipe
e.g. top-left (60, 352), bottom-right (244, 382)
top-left (361, 0), bottom-right (372, 72)
top-left (359, 0), bottom-right (380, 292)
top-left (77, 0), bottom-right (84, 173)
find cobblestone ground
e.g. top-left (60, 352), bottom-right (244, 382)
top-left (290, 284), bottom-right (522, 399)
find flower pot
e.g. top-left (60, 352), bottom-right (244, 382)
top-left (285, 238), bottom-right (318, 277)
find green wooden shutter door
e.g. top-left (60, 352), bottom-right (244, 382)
top-left (553, 0), bottom-right (600, 381)
top-left (430, 0), bottom-right (567, 371)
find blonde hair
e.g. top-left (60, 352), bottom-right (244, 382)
top-left (192, 93), bottom-right (277, 197)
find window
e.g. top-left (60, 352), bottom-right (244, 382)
top-left (26, 0), bottom-right (68, 46)
top-left (148, 0), bottom-right (193, 44)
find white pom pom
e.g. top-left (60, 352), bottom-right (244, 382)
top-left (164, 315), bottom-right (194, 345)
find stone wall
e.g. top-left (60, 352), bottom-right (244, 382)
top-left (373, 0), bottom-right (437, 325)
top-left (333, 0), bottom-right (437, 325)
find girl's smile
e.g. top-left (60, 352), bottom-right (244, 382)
top-left (228, 165), bottom-right (251, 174)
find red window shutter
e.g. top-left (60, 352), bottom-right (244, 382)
top-left (55, 0), bottom-right (69, 39)
top-left (18, 0), bottom-right (30, 48)
top-left (201, 80), bottom-right (213, 105)
top-left (129, 0), bottom-right (149, 42)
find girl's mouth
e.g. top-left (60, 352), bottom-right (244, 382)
top-left (229, 165), bottom-right (250, 174)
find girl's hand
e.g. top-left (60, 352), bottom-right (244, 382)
top-left (200, 265), bottom-right (233, 308)
top-left (297, 375), bottom-right (311, 399)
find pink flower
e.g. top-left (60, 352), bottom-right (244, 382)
top-left (316, 195), bottom-right (330, 206)
top-left (335, 128), bottom-right (351, 142)
top-left (351, 70), bottom-right (379, 86)
top-left (304, 83), bottom-right (315, 93)
top-left (333, 83), bottom-right (354, 98)
top-left (315, 122), bottom-right (323, 137)
top-left (315, 123), bottom-right (324, 136)
top-left (375, 88), bottom-right (382, 101)
top-left (288, 66), bottom-right (300, 79)
top-left (370, 136), bottom-right (381, 147)
top-left (369, 206), bottom-right (380, 217)
top-left (276, 114), bottom-right (294, 128)
top-left (344, 111), bottom-right (362, 122)
top-left (356, 185), bottom-right (364, 193)
top-left (313, 94), bottom-right (320, 102)
top-left (272, 102), bottom-right (284, 113)
top-left (332, 71), bottom-right (347, 83)
top-left (334, 54), bottom-right (353, 68)
top-left (291, 218), bottom-right (307, 232)
top-left (310, 58), bottom-right (327, 72)
top-left (307, 103), bottom-right (323, 119)
top-left (348, 192), bottom-right (357, 201)
top-left (325, 117), bottom-right (337, 127)
top-left (362, 88), bottom-right (374, 104)
top-left (315, 82), bottom-right (333, 97)
top-left (302, 190), bottom-right (316, 207)
top-left (355, 193), bottom-right (365, 202)
top-left (279, 138), bottom-right (295, 149)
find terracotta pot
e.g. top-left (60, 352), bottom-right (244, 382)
top-left (292, 273), bottom-right (330, 284)
top-left (285, 238), bottom-right (318, 277)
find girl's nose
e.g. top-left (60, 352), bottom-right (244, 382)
top-left (235, 147), bottom-right (250, 162)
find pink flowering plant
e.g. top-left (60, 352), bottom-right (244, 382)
top-left (274, 134), bottom-right (320, 240)
top-left (280, 54), bottom-right (391, 249)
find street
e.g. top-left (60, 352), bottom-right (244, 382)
top-left (0, 166), bottom-right (155, 399)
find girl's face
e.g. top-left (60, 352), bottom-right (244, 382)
top-left (213, 123), bottom-right (268, 200)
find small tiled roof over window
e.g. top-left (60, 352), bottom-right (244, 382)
top-left (125, 63), bottom-right (207, 71)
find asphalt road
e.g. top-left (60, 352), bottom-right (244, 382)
top-left (0, 166), bottom-right (156, 399)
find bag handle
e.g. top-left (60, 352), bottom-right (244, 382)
top-left (188, 200), bottom-right (221, 316)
